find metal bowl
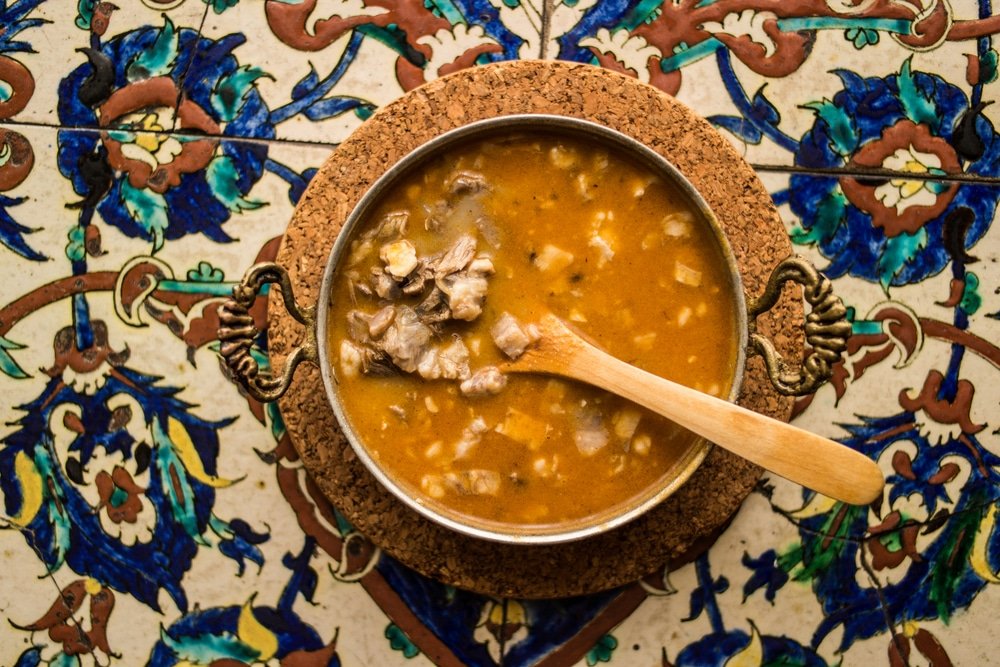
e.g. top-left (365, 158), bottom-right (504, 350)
top-left (219, 114), bottom-right (849, 545)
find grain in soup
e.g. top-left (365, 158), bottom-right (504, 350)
top-left (327, 131), bottom-right (740, 527)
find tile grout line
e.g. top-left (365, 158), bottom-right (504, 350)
top-left (751, 162), bottom-right (1000, 186)
top-left (0, 119), bottom-right (342, 151)
top-left (858, 546), bottom-right (911, 667)
top-left (5, 122), bottom-right (1000, 185)
top-left (169, 0), bottom-right (213, 134)
top-left (9, 116), bottom-right (1000, 187)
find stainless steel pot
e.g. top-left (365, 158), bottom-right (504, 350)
top-left (218, 114), bottom-right (850, 545)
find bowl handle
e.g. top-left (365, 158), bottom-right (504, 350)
top-left (746, 256), bottom-right (851, 396)
top-left (218, 262), bottom-right (317, 402)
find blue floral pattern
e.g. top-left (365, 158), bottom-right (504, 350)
top-left (789, 61), bottom-right (1000, 289)
top-left (57, 18), bottom-right (272, 251)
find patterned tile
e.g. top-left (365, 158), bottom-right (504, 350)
top-left (545, 0), bottom-right (1000, 174)
top-left (1, 0), bottom-right (210, 128)
top-left (3, 1), bottom-right (1000, 666)
top-left (188, 0), bottom-right (536, 144)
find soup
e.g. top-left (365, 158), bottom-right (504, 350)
top-left (326, 131), bottom-right (740, 527)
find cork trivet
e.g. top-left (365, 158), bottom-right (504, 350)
top-left (269, 61), bottom-right (802, 598)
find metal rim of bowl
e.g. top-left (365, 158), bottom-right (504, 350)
top-left (315, 114), bottom-right (749, 545)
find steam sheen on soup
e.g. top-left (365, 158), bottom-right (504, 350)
top-left (327, 131), bottom-right (740, 527)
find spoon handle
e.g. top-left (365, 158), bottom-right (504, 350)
top-left (561, 337), bottom-right (884, 506)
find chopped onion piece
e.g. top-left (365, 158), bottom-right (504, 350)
top-left (662, 212), bottom-right (694, 238)
top-left (613, 409), bottom-right (642, 442)
top-left (533, 244), bottom-right (574, 272)
top-left (633, 332), bottom-right (656, 350)
top-left (674, 262), bottom-right (702, 287)
top-left (588, 234), bottom-right (615, 267)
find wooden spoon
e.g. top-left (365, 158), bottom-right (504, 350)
top-left (504, 314), bottom-right (884, 505)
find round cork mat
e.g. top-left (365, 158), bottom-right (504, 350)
top-left (269, 61), bottom-right (801, 598)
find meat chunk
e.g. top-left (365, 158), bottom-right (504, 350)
top-left (415, 287), bottom-right (451, 324)
top-left (468, 255), bottom-right (495, 276)
top-left (421, 469), bottom-right (500, 498)
top-left (437, 338), bottom-right (471, 379)
top-left (380, 239), bottom-right (419, 278)
top-left (612, 409), bottom-right (641, 443)
top-left (368, 305), bottom-right (396, 338)
top-left (379, 306), bottom-right (433, 373)
top-left (345, 310), bottom-right (373, 343)
top-left (533, 244), bottom-right (574, 272)
top-left (446, 170), bottom-right (488, 196)
top-left (490, 312), bottom-right (538, 359)
top-left (440, 272), bottom-right (489, 321)
top-left (370, 268), bottom-right (401, 300)
top-left (367, 210), bottom-right (409, 241)
top-left (460, 366), bottom-right (508, 397)
top-left (495, 407), bottom-right (550, 450)
top-left (416, 337), bottom-right (470, 381)
top-left (400, 263), bottom-right (433, 295)
top-left (674, 261), bottom-right (702, 287)
top-left (433, 234), bottom-right (478, 276)
top-left (341, 336), bottom-right (395, 377)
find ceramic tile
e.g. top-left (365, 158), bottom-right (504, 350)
top-left (0, 0), bottom-right (212, 128)
top-left (184, 0), bottom-right (536, 144)
top-left (545, 1), bottom-right (1000, 174)
top-left (582, 492), bottom-right (893, 667)
top-left (3, 2), bottom-right (1000, 666)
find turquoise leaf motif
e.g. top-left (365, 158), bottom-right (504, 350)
top-left (802, 99), bottom-right (858, 157)
top-left (791, 188), bottom-right (847, 245)
top-left (898, 57), bottom-right (939, 132)
top-left (207, 156), bottom-right (265, 213)
top-left (961, 272), bottom-right (982, 316)
top-left (205, 0), bottom-right (239, 14)
top-left (51, 651), bottom-right (79, 667)
top-left (187, 260), bottom-right (225, 282)
top-left (878, 227), bottom-right (928, 291)
top-left (385, 623), bottom-right (420, 659)
top-left (980, 49), bottom-right (999, 85)
top-left (0, 334), bottom-right (30, 379)
top-left (159, 626), bottom-right (261, 664)
top-left (586, 634), bottom-right (618, 666)
top-left (65, 226), bottom-right (86, 262)
top-left (153, 419), bottom-right (209, 546)
top-left (120, 180), bottom-right (169, 252)
top-left (75, 0), bottom-right (95, 30)
top-left (33, 444), bottom-right (71, 570)
top-left (266, 401), bottom-right (287, 443)
top-left (845, 27), bottom-right (879, 49)
top-left (127, 17), bottom-right (179, 82)
top-left (211, 66), bottom-right (272, 123)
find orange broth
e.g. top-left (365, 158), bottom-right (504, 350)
top-left (327, 132), bottom-right (740, 527)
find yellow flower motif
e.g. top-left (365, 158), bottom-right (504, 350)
top-left (133, 112), bottom-right (166, 153)
top-left (116, 109), bottom-right (184, 170)
top-left (875, 145), bottom-right (942, 213)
